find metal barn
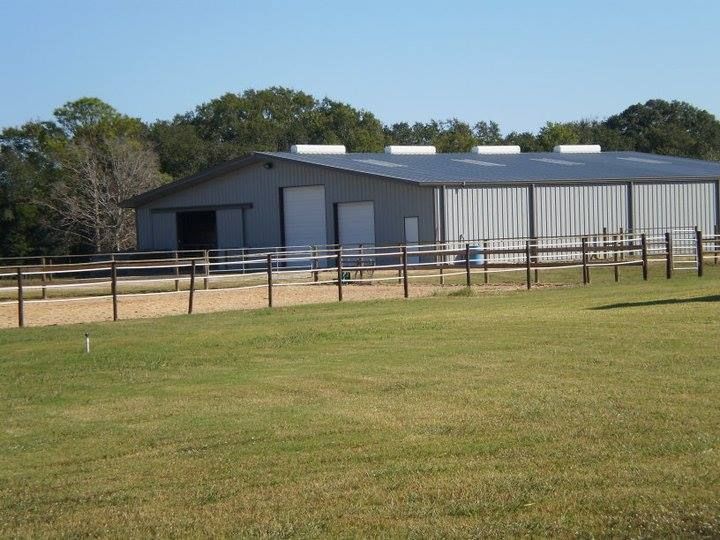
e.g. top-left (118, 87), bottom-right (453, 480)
top-left (122, 145), bottom-right (720, 252)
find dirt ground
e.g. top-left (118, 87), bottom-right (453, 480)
top-left (0, 282), bottom-right (530, 329)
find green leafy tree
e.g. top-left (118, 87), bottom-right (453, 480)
top-left (384, 121), bottom-right (441, 145)
top-left (150, 118), bottom-right (209, 179)
top-left (0, 122), bottom-right (68, 256)
top-left (308, 99), bottom-right (385, 152)
top-left (535, 122), bottom-right (581, 151)
top-left (605, 99), bottom-right (720, 159)
top-left (504, 131), bottom-right (542, 152)
top-left (474, 121), bottom-right (502, 145)
top-left (433, 119), bottom-right (476, 152)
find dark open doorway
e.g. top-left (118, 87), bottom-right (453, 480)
top-left (176, 210), bottom-right (217, 251)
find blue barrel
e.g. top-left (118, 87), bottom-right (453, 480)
top-left (469, 245), bottom-right (485, 266)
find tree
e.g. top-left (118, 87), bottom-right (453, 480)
top-left (605, 99), bottom-right (720, 159)
top-left (433, 119), bottom-right (476, 152)
top-left (49, 136), bottom-right (166, 252)
top-left (504, 131), bottom-right (542, 152)
top-left (54, 97), bottom-right (146, 141)
top-left (384, 121), bottom-right (441, 146)
top-left (474, 121), bottom-right (502, 145)
top-left (0, 122), bottom-right (68, 256)
top-left (535, 122), bottom-right (582, 151)
top-left (309, 99), bottom-right (385, 152)
top-left (150, 118), bottom-right (208, 179)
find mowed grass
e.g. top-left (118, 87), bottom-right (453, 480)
top-left (1, 270), bottom-right (719, 537)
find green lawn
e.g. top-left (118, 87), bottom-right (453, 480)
top-left (1, 271), bottom-right (719, 537)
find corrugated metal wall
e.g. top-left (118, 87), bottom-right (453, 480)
top-left (633, 181), bottom-right (716, 233)
top-left (150, 212), bottom-right (176, 250)
top-left (535, 184), bottom-right (628, 237)
top-left (137, 161), bottom-right (435, 250)
top-left (443, 186), bottom-right (529, 241)
top-left (216, 208), bottom-right (244, 248)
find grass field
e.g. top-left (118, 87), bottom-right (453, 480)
top-left (1, 270), bottom-right (719, 537)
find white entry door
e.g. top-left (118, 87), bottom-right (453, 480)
top-left (404, 216), bottom-right (419, 264)
top-left (338, 201), bottom-right (375, 249)
top-left (283, 186), bottom-right (327, 248)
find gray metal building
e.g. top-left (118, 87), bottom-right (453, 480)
top-left (122, 146), bottom-right (720, 251)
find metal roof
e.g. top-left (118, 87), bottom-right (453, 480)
top-left (122, 150), bottom-right (720, 207)
top-left (261, 151), bottom-right (720, 185)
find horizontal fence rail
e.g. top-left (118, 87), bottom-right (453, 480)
top-left (1, 229), bottom-right (717, 327)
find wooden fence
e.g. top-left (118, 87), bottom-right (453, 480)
top-left (1, 230), bottom-right (718, 328)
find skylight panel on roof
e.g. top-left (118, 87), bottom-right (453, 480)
top-left (472, 145), bottom-right (521, 155)
top-left (617, 156), bottom-right (669, 164)
top-left (452, 158), bottom-right (506, 167)
top-left (354, 158), bottom-right (407, 168)
top-left (530, 158), bottom-right (584, 166)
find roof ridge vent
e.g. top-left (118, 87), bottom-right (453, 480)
top-left (384, 145), bottom-right (436, 155)
top-left (553, 144), bottom-right (601, 154)
top-left (472, 145), bottom-right (521, 155)
top-left (290, 144), bottom-right (346, 154)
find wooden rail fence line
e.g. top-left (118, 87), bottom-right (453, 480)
top-left (1, 230), bottom-right (717, 327)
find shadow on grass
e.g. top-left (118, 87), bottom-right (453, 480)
top-left (591, 295), bottom-right (720, 310)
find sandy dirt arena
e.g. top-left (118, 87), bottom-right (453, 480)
top-left (0, 282), bottom-right (512, 328)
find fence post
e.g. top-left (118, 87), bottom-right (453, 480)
top-left (203, 250), bottom-right (210, 290)
top-left (359, 244), bottom-right (364, 280)
top-left (619, 227), bottom-right (625, 261)
top-left (483, 240), bottom-right (489, 284)
top-left (439, 247), bottom-right (445, 285)
top-left (310, 246), bottom-right (318, 283)
top-left (174, 251), bottom-right (180, 291)
top-left (665, 232), bottom-right (672, 279)
top-left (266, 254), bottom-right (273, 307)
top-left (696, 229), bottom-right (704, 278)
top-left (581, 237), bottom-right (588, 285)
top-left (16, 267), bottom-right (24, 328)
top-left (111, 261), bottom-right (118, 321)
top-left (188, 260), bottom-right (196, 314)
top-left (464, 243), bottom-right (471, 287)
top-left (402, 246), bottom-right (409, 298)
top-left (714, 224), bottom-right (718, 265)
top-left (525, 240), bottom-right (532, 290)
top-left (337, 247), bottom-right (343, 302)
top-left (602, 227), bottom-right (608, 261)
top-left (613, 234), bottom-right (620, 283)
top-left (641, 234), bottom-right (648, 281)
top-left (41, 256), bottom-right (47, 299)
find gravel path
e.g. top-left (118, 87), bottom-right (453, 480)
top-left (0, 283), bottom-right (523, 328)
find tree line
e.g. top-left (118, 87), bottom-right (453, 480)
top-left (2, 87), bottom-right (720, 257)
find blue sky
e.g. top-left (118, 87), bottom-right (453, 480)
top-left (2, 0), bottom-right (719, 134)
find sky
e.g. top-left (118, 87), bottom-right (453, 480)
top-left (2, 0), bottom-right (719, 134)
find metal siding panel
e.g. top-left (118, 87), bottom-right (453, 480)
top-left (135, 207), bottom-right (153, 250)
top-left (442, 186), bottom-right (529, 241)
top-left (535, 184), bottom-right (628, 237)
top-left (633, 182), bottom-right (715, 232)
top-left (150, 212), bottom-right (176, 250)
top-left (216, 208), bottom-right (244, 248)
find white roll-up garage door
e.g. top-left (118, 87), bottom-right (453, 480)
top-left (337, 201), bottom-right (375, 248)
top-left (283, 186), bottom-right (327, 248)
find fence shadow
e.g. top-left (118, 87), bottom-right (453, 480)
top-left (590, 295), bottom-right (720, 310)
